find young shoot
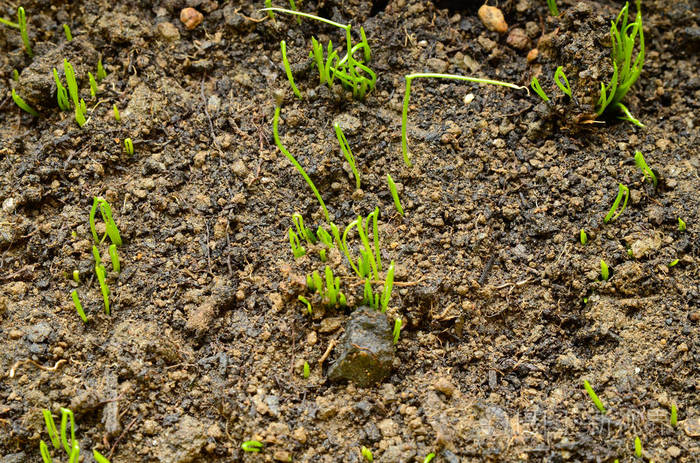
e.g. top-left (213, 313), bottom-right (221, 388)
top-left (281, 40), bottom-right (302, 99)
top-left (361, 446), bottom-right (373, 462)
top-left (71, 290), bottom-right (87, 323)
top-left (97, 58), bottom-right (107, 81)
top-left (95, 264), bottom-right (110, 315)
top-left (93, 450), bottom-right (111, 463)
top-left (600, 259), bottom-right (610, 281)
top-left (364, 278), bottom-right (378, 309)
top-left (678, 217), bottom-right (686, 232)
top-left (316, 226), bottom-right (333, 249)
top-left (92, 245), bottom-right (101, 266)
top-left (530, 76), bottom-right (550, 102)
top-left (289, 228), bottom-right (306, 258)
top-left (547, 0), bottom-right (559, 16)
top-left (42, 409), bottom-right (60, 449)
top-left (334, 123), bottom-right (360, 190)
top-left (293, 213), bottom-right (316, 245)
top-left (108, 244), bottom-right (120, 272)
top-left (634, 436), bottom-right (642, 458)
top-left (0, 15), bottom-right (19, 28)
top-left (670, 403), bottom-right (678, 427)
top-left (12, 69), bottom-right (19, 80)
top-left (265, 0), bottom-right (274, 19)
top-left (392, 318), bottom-right (401, 344)
top-left (18, 7), bottom-right (32, 57)
top-left (88, 72), bottom-right (97, 99)
top-left (583, 380), bottom-right (607, 414)
top-left (298, 295), bottom-right (312, 314)
top-left (603, 183), bottom-right (629, 223)
top-left (90, 197), bottom-right (123, 246)
top-left (381, 261), bottom-right (395, 312)
top-left (669, 258), bottom-right (679, 267)
top-left (401, 73), bottom-right (527, 166)
top-left (113, 104), bottom-right (121, 122)
top-left (634, 151), bottom-right (656, 186)
top-left (553, 66), bottom-right (572, 98)
top-left (424, 453), bottom-right (436, 463)
top-left (124, 138), bottom-right (134, 155)
top-left (53, 68), bottom-right (70, 111)
top-left (72, 270), bottom-right (80, 283)
top-left (596, 1), bottom-right (644, 126)
top-left (386, 174), bottom-right (404, 216)
top-left (273, 102), bottom-right (329, 221)
top-left (241, 440), bottom-right (263, 453)
top-left (580, 229), bottom-right (588, 245)
top-left (303, 361), bottom-right (310, 378)
top-left (64, 59), bottom-right (79, 108)
top-left (11, 89), bottom-right (39, 116)
top-left (63, 23), bottom-right (72, 41)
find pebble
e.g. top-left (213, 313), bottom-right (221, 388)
top-left (527, 48), bottom-right (539, 63)
top-left (507, 28), bottom-right (530, 50)
top-left (318, 317), bottom-right (342, 333)
top-left (478, 5), bottom-right (508, 34)
top-left (427, 58), bottom-right (449, 73)
top-left (231, 159), bottom-right (248, 177)
top-left (433, 377), bottom-right (457, 397)
top-left (180, 7), bottom-right (203, 30)
top-left (683, 416), bottom-right (700, 437)
top-left (157, 22), bottom-right (180, 41)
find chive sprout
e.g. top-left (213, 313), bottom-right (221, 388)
top-left (108, 244), bottom-right (120, 272)
top-left (53, 68), bottom-right (70, 111)
top-left (600, 260), bottom-right (609, 281)
top-left (634, 436), bottom-right (642, 458)
top-left (298, 295), bottom-right (312, 314)
top-left (265, 0), bottom-right (274, 19)
top-left (289, 228), bottom-right (306, 258)
top-left (281, 40), bottom-right (302, 99)
top-left (401, 73), bottom-right (527, 166)
top-left (273, 103), bottom-right (329, 221)
top-left (530, 76), bottom-right (550, 102)
top-left (89, 197), bottom-right (122, 246)
top-left (12, 69), bottom-right (19, 80)
top-left (72, 270), bottom-right (79, 283)
top-left (64, 59), bottom-right (79, 108)
top-left (668, 259), bottom-right (679, 267)
top-left (381, 261), bottom-right (395, 312)
top-left (63, 23), bottom-right (72, 41)
top-left (241, 440), bottom-right (263, 453)
top-left (361, 446), bottom-right (373, 462)
top-left (334, 123), bottom-right (360, 189)
top-left (580, 229), bottom-right (588, 245)
top-left (604, 183), bottom-right (629, 223)
top-left (387, 174), bottom-right (404, 216)
top-left (59, 408), bottom-right (77, 455)
top-left (71, 290), bottom-right (87, 322)
top-left (553, 66), bottom-right (572, 98)
top-left (92, 245), bottom-right (101, 266)
top-left (424, 453), bottom-right (436, 463)
top-left (303, 361), bottom-right (310, 378)
top-left (634, 151), bottom-right (656, 186)
top-left (292, 213), bottom-right (316, 245)
top-left (678, 217), bottom-right (686, 232)
top-left (96, 58), bottom-right (107, 81)
top-left (0, 15), bottom-right (19, 28)
top-left (93, 450), bottom-right (111, 463)
top-left (95, 264), bottom-right (110, 315)
top-left (88, 72), bottom-right (97, 99)
top-left (42, 409), bottom-right (60, 449)
top-left (11, 89), bottom-right (39, 116)
top-left (39, 441), bottom-right (52, 463)
top-left (583, 380), bottom-right (607, 413)
top-left (113, 104), bottom-right (121, 122)
top-left (18, 7), bottom-right (32, 57)
top-left (547, 0), bottom-right (559, 16)
top-left (392, 318), bottom-right (401, 344)
top-left (124, 138), bottom-right (134, 155)
top-left (670, 403), bottom-right (677, 427)
top-left (596, 1), bottom-right (644, 126)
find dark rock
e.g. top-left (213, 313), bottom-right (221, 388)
top-left (327, 307), bottom-right (394, 387)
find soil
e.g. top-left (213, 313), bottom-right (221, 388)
top-left (1, 0), bottom-right (698, 462)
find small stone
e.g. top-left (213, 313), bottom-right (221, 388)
top-left (667, 446), bottom-right (681, 458)
top-left (157, 22), bottom-right (180, 41)
top-left (231, 160), bottom-right (248, 177)
top-left (507, 28), bottom-right (530, 50)
top-left (9, 329), bottom-right (23, 340)
top-left (627, 232), bottom-right (662, 259)
top-left (377, 418), bottom-right (399, 437)
top-left (193, 151), bottom-right (207, 167)
top-left (180, 7), bottom-right (204, 30)
top-left (433, 377), bottom-right (457, 397)
top-left (690, 311), bottom-right (700, 322)
top-left (207, 423), bottom-right (223, 439)
top-left (333, 114), bottom-right (361, 135)
top-left (292, 427), bottom-right (307, 444)
top-left (478, 5), bottom-right (508, 34)
top-left (427, 58), bottom-right (449, 73)
top-left (273, 450), bottom-right (292, 462)
top-left (319, 317), bottom-right (342, 333)
top-left (683, 416), bottom-right (700, 437)
top-left (527, 48), bottom-right (539, 63)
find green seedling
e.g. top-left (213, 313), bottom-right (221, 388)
top-left (553, 66), bottom-right (572, 98)
top-left (241, 440), bottom-right (263, 453)
top-left (580, 229), bottom-right (588, 245)
top-left (289, 228), bottom-right (306, 258)
top-left (596, 1), bottom-right (644, 126)
top-left (600, 259), bottom-right (609, 281)
top-left (340, 209), bottom-right (382, 279)
top-left (530, 76), bottom-right (550, 102)
top-left (604, 183), bottom-right (629, 223)
top-left (668, 259), bottom-right (679, 267)
top-left (288, 0), bottom-right (301, 24)
top-left (124, 138), bottom-right (134, 155)
top-left (670, 403), bottom-right (677, 427)
top-left (386, 174), bottom-right (404, 216)
top-left (583, 380), bottom-right (607, 414)
top-left (42, 409), bottom-right (61, 449)
top-left (392, 318), bottom-right (401, 344)
top-left (71, 290), bottom-right (87, 323)
top-left (63, 23), bottom-right (72, 41)
top-left (634, 436), bottom-right (642, 458)
top-left (316, 226), bottom-right (333, 249)
top-left (361, 446), bottom-right (373, 462)
top-left (74, 101), bottom-right (86, 127)
top-left (381, 261), bottom-right (395, 312)
top-left (293, 213), bottom-right (316, 245)
top-left (273, 103), bottom-right (329, 221)
top-left (324, 265), bottom-right (345, 306)
top-left (53, 68), bottom-right (70, 111)
top-left (265, 0), bottom-right (274, 19)
top-left (113, 104), bottom-right (121, 122)
top-left (364, 278), bottom-right (378, 309)
top-left (93, 450), bottom-right (111, 463)
top-left (678, 217), bottom-right (686, 232)
top-left (401, 73), bottom-right (527, 166)
top-left (88, 72), bottom-right (97, 99)
top-left (0, 15), bottom-right (19, 28)
top-left (68, 443), bottom-right (79, 463)
top-left (40, 441), bottom-right (52, 463)
top-left (310, 37), bottom-right (327, 84)
top-left (89, 197), bottom-right (122, 246)
top-left (92, 245), bottom-right (101, 266)
top-left (634, 151), bottom-right (656, 186)
top-left (59, 408), bottom-right (77, 455)
top-left (108, 244), bottom-right (120, 272)
top-left (298, 295), bottom-right (312, 314)
top-left (12, 69), bottom-right (19, 80)
top-left (96, 59), bottom-right (107, 81)
top-left (281, 40), bottom-right (302, 99)
top-left (303, 361), bottom-right (310, 378)
top-left (72, 270), bottom-right (80, 283)
top-left (547, 0), bottom-right (559, 16)
top-left (64, 59), bottom-right (79, 108)
top-left (424, 453), bottom-right (436, 463)
top-left (334, 123), bottom-right (360, 190)
top-left (319, 249), bottom-right (327, 261)
top-left (95, 264), bottom-right (110, 315)
top-left (11, 89), bottom-right (39, 116)
top-left (18, 7), bottom-right (32, 57)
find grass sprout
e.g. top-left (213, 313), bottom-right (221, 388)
top-left (670, 404), bottom-right (677, 427)
top-left (11, 89), bottom-right (39, 116)
top-left (92, 245), bottom-right (101, 266)
top-left (596, 1), bottom-right (644, 126)
top-left (64, 59), bottom-right (79, 108)
top-left (316, 226), bottom-right (333, 248)
top-left (273, 103), bottom-right (330, 221)
top-left (361, 446), bottom-right (373, 462)
top-left (97, 58), bottom-right (106, 81)
top-left (289, 228), bottom-right (306, 258)
top-left (59, 408), bottom-right (77, 455)
top-left (580, 229), bottom-right (588, 245)
top-left (18, 7), bottom-right (32, 57)
top-left (12, 69), bottom-right (19, 80)
top-left (669, 258), bottom-right (679, 267)
top-left (340, 208), bottom-right (382, 279)
top-left (88, 72), bottom-right (97, 98)
top-left (634, 436), bottom-right (642, 458)
top-left (604, 183), bottom-right (629, 223)
top-left (298, 295), bottom-right (312, 314)
top-left (600, 259), bottom-right (610, 281)
top-left (334, 123), bottom-right (360, 189)
top-left (293, 213), bottom-right (316, 245)
top-left (401, 73), bottom-right (527, 166)
top-left (53, 68), bottom-right (70, 111)
top-left (113, 104), bottom-right (121, 122)
top-left (241, 440), bottom-right (263, 453)
top-left (303, 361), bottom-right (310, 378)
top-left (381, 261), bottom-right (395, 312)
top-left (73, 270), bottom-right (80, 283)
top-left (0, 16), bottom-right (19, 28)
top-left (553, 66), bottom-right (572, 98)
top-left (93, 450), bottom-right (111, 463)
top-left (95, 264), bottom-right (110, 315)
top-left (90, 197), bottom-right (123, 246)
top-left (530, 76), bottom-right (550, 102)
top-left (678, 217), bottom-right (686, 231)
top-left (281, 40), bottom-right (302, 99)
top-left (71, 290), bottom-right (87, 323)
top-left (108, 243), bottom-right (120, 272)
top-left (42, 409), bottom-right (60, 449)
top-left (392, 318), bottom-right (401, 344)
top-left (386, 174), bottom-right (404, 216)
top-left (63, 23), bottom-right (72, 41)
top-left (547, 0), bottom-right (559, 16)
top-left (124, 138), bottom-right (134, 155)
top-left (634, 151), bottom-right (656, 186)
top-left (364, 278), bottom-right (378, 309)
top-left (583, 380), bottom-right (607, 414)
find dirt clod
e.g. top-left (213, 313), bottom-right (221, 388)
top-left (180, 8), bottom-right (204, 30)
top-left (478, 5), bottom-right (508, 34)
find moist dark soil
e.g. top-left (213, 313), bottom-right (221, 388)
top-left (1, 0), bottom-right (698, 462)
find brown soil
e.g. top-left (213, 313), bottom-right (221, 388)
top-left (1, 0), bottom-right (698, 462)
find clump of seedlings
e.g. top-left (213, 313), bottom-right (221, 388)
top-left (306, 266), bottom-right (347, 308)
top-left (401, 73), bottom-right (527, 166)
top-left (87, 197), bottom-right (122, 316)
top-left (547, 0), bottom-right (559, 16)
top-left (40, 407), bottom-right (112, 463)
top-left (603, 183), bottom-right (629, 223)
